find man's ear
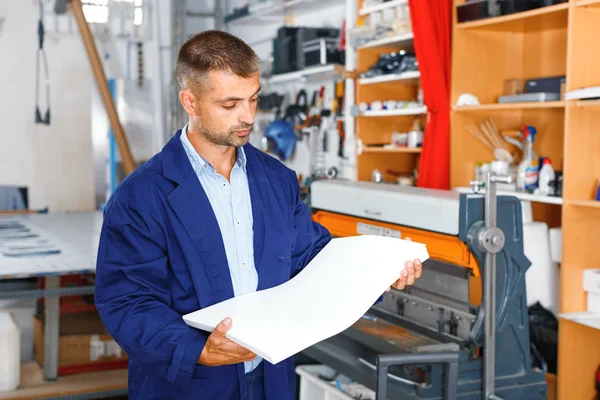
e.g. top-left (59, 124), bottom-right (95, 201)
top-left (179, 89), bottom-right (197, 116)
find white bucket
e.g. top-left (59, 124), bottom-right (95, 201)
top-left (0, 311), bottom-right (20, 392)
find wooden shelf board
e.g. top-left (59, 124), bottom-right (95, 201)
top-left (361, 147), bottom-right (422, 154)
top-left (454, 101), bottom-right (566, 112)
top-left (361, 106), bottom-right (427, 117)
top-left (0, 362), bottom-right (127, 400)
top-left (359, 0), bottom-right (408, 16)
top-left (576, 0), bottom-right (600, 8)
top-left (358, 32), bottom-right (414, 50)
top-left (456, 3), bottom-right (569, 31)
top-left (573, 99), bottom-right (600, 108)
top-left (358, 71), bottom-right (420, 85)
top-left (454, 187), bottom-right (564, 205)
top-left (559, 312), bottom-right (600, 331)
top-left (569, 199), bottom-right (600, 208)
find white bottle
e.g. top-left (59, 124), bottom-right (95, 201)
top-left (538, 158), bottom-right (555, 196)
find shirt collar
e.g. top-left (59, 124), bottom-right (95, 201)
top-left (180, 124), bottom-right (247, 172)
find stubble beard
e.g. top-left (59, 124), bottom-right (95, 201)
top-left (194, 120), bottom-right (252, 148)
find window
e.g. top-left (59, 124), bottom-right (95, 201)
top-left (81, 0), bottom-right (143, 26)
top-left (82, 0), bottom-right (109, 24)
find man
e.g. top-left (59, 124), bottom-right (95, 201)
top-left (95, 30), bottom-right (423, 400)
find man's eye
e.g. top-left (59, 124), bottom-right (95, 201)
top-left (222, 104), bottom-right (235, 110)
top-left (250, 97), bottom-right (258, 103)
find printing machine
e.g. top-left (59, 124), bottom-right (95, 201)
top-left (306, 176), bottom-right (548, 400)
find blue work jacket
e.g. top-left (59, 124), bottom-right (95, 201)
top-left (94, 130), bottom-right (332, 399)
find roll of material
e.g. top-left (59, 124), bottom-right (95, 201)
top-left (549, 227), bottom-right (562, 264)
top-left (524, 222), bottom-right (559, 315)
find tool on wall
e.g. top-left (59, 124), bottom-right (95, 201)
top-left (35, 0), bottom-right (51, 125)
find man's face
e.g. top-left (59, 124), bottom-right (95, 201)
top-left (189, 70), bottom-right (260, 147)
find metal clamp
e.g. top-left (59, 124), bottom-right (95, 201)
top-left (376, 352), bottom-right (459, 400)
top-left (475, 172), bottom-right (512, 400)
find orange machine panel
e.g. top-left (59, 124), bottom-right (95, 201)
top-left (312, 210), bottom-right (481, 278)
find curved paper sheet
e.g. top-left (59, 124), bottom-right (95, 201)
top-left (182, 235), bottom-right (430, 365)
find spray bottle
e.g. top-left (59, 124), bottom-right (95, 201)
top-left (517, 125), bottom-right (538, 192)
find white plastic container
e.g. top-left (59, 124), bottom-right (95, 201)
top-left (296, 365), bottom-right (360, 400)
top-left (538, 158), bottom-right (556, 195)
top-left (0, 311), bottom-right (20, 392)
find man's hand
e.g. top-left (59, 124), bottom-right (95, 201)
top-left (197, 318), bottom-right (256, 367)
top-left (387, 237), bottom-right (423, 292)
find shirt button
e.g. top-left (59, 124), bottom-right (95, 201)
top-left (222, 183), bottom-right (226, 187)
top-left (242, 262), bottom-right (246, 266)
top-left (236, 221), bottom-right (240, 225)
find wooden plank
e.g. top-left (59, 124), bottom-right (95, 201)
top-left (456, 3), bottom-right (569, 31)
top-left (557, 318), bottom-right (600, 400)
top-left (0, 362), bottom-right (127, 400)
top-left (454, 101), bottom-right (566, 111)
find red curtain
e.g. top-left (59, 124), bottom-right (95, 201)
top-left (408, 0), bottom-right (452, 190)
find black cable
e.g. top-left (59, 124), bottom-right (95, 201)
top-left (35, 0), bottom-right (51, 125)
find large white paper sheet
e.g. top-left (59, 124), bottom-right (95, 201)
top-left (183, 235), bottom-right (430, 365)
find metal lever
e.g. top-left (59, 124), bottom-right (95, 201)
top-left (376, 352), bottom-right (459, 400)
top-left (479, 172), bottom-right (511, 400)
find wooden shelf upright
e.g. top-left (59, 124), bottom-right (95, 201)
top-left (451, 1), bottom-right (600, 399)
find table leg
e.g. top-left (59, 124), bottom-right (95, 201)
top-left (44, 276), bottom-right (60, 381)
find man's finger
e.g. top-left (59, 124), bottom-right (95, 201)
top-left (414, 259), bottom-right (423, 278)
top-left (213, 317), bottom-right (232, 337)
top-left (393, 280), bottom-right (405, 290)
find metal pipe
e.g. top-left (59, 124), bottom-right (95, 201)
top-left (70, 0), bottom-right (136, 176)
top-left (484, 171), bottom-right (496, 399)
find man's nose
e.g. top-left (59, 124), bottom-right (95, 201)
top-left (238, 102), bottom-right (254, 125)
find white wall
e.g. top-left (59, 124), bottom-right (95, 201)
top-left (0, 1), bottom-right (95, 212)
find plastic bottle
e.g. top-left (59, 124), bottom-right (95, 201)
top-left (517, 126), bottom-right (538, 192)
top-left (538, 158), bottom-right (555, 196)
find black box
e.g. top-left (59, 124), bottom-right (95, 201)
top-left (525, 76), bottom-right (566, 95)
top-left (274, 27), bottom-right (340, 74)
top-left (457, 0), bottom-right (500, 23)
top-left (499, 0), bottom-right (567, 15)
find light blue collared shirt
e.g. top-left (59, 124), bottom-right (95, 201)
top-left (180, 125), bottom-right (262, 373)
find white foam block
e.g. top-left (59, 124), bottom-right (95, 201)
top-left (549, 227), bottom-right (562, 264)
top-left (524, 222), bottom-right (558, 315)
top-left (183, 235), bottom-right (430, 365)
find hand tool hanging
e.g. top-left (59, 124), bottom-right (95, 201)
top-left (35, 0), bottom-right (51, 125)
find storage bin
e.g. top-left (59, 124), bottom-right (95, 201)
top-left (0, 311), bottom-right (20, 392)
top-left (296, 364), bottom-right (374, 400)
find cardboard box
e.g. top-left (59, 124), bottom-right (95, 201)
top-left (34, 311), bottom-right (127, 374)
top-left (504, 78), bottom-right (525, 95)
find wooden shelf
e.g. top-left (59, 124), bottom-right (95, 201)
top-left (453, 187), bottom-right (564, 205)
top-left (569, 199), bottom-right (600, 208)
top-left (0, 362), bottom-right (127, 399)
top-left (453, 101), bottom-right (566, 112)
top-left (358, 32), bottom-right (414, 50)
top-left (359, 0), bottom-right (408, 15)
top-left (360, 106), bottom-right (427, 117)
top-left (358, 71), bottom-right (420, 86)
top-left (456, 3), bottom-right (569, 32)
top-left (560, 312), bottom-right (600, 331)
top-left (576, 0), bottom-right (600, 8)
top-left (361, 146), bottom-right (422, 154)
top-left (572, 99), bottom-right (600, 108)
top-left (267, 64), bottom-right (343, 84)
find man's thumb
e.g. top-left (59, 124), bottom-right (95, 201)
top-left (214, 317), bottom-right (232, 336)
